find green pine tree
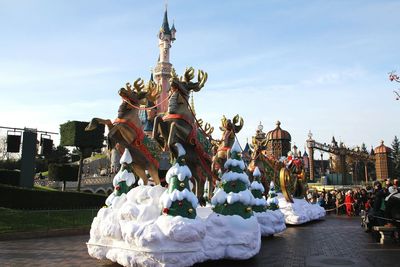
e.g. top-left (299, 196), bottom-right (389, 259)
top-left (106, 148), bottom-right (135, 206)
top-left (267, 181), bottom-right (279, 210)
top-left (161, 143), bottom-right (197, 219)
top-left (211, 140), bottom-right (254, 219)
top-left (250, 167), bottom-right (267, 213)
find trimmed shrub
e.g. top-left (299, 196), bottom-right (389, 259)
top-left (0, 169), bottom-right (20, 186)
top-left (60, 121), bottom-right (104, 149)
top-left (0, 159), bottom-right (21, 170)
top-left (0, 184), bottom-right (106, 209)
top-left (48, 164), bottom-right (79, 182)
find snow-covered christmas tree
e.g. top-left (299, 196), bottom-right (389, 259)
top-left (266, 181), bottom-right (279, 210)
top-left (250, 167), bottom-right (267, 213)
top-left (105, 148), bottom-right (136, 206)
top-left (211, 140), bottom-right (255, 219)
top-left (160, 143), bottom-right (198, 219)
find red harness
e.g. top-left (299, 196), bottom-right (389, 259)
top-left (113, 118), bottom-right (159, 169)
top-left (162, 113), bottom-right (212, 181)
top-left (217, 146), bottom-right (230, 152)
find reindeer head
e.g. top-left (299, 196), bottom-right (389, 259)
top-left (219, 114), bottom-right (244, 133)
top-left (170, 67), bottom-right (208, 97)
top-left (119, 78), bottom-right (162, 105)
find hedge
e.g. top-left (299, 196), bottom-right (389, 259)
top-left (48, 163), bottom-right (79, 182)
top-left (60, 121), bottom-right (105, 149)
top-left (0, 184), bottom-right (106, 209)
top-left (0, 159), bottom-right (21, 170)
top-left (0, 169), bottom-right (20, 186)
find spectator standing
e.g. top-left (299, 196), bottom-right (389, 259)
top-left (345, 190), bottom-right (355, 216)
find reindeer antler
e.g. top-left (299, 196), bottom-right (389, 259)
top-left (133, 78), bottom-right (145, 92)
top-left (197, 70), bottom-right (208, 90)
top-left (184, 67), bottom-right (195, 83)
top-left (204, 122), bottom-right (214, 136)
top-left (145, 80), bottom-right (162, 102)
top-left (171, 68), bottom-right (178, 80)
top-left (233, 114), bottom-right (244, 133)
top-left (219, 115), bottom-right (227, 132)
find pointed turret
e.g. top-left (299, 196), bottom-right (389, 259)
top-left (160, 8), bottom-right (171, 36)
top-left (154, 5), bottom-right (175, 114)
top-left (331, 136), bottom-right (338, 147)
top-left (171, 21), bottom-right (176, 41)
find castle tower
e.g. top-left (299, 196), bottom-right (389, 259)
top-left (374, 140), bottom-right (393, 181)
top-left (154, 7), bottom-right (176, 115)
top-left (266, 121), bottom-right (291, 159)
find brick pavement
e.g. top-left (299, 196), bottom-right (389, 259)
top-left (0, 215), bottom-right (399, 266)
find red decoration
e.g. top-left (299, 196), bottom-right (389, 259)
top-left (163, 208), bottom-right (169, 214)
top-left (115, 185), bottom-right (121, 191)
top-left (178, 201), bottom-right (183, 207)
top-left (231, 181), bottom-right (236, 188)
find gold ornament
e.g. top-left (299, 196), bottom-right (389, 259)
top-left (180, 182), bottom-right (185, 187)
top-left (188, 208), bottom-right (193, 214)
top-left (224, 203), bottom-right (228, 207)
top-left (246, 207), bottom-right (252, 212)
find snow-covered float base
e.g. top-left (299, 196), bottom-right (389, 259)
top-left (197, 206), bottom-right (286, 236)
top-left (254, 210), bottom-right (286, 235)
top-left (277, 193), bottom-right (325, 225)
top-left (87, 185), bottom-right (261, 267)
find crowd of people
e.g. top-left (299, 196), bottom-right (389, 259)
top-left (306, 178), bottom-right (399, 220)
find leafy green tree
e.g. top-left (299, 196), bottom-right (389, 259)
top-left (391, 136), bottom-right (400, 178)
top-left (60, 121), bottom-right (105, 191)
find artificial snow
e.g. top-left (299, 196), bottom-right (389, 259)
top-left (250, 181), bottom-right (265, 193)
top-left (267, 196), bottom-right (279, 207)
top-left (253, 197), bottom-right (267, 206)
top-left (254, 210), bottom-right (286, 236)
top-left (253, 167), bottom-right (261, 178)
top-left (277, 193), bottom-right (326, 225)
top-left (113, 170), bottom-right (135, 187)
top-left (160, 188), bottom-right (198, 209)
top-left (197, 206), bottom-right (284, 237)
top-left (106, 168), bottom-right (136, 207)
top-left (88, 185), bottom-right (261, 267)
top-left (231, 139), bottom-right (241, 153)
top-left (165, 163), bottom-right (192, 184)
top-left (175, 142), bottom-right (186, 157)
top-left (211, 188), bottom-right (256, 206)
top-left (120, 148), bottom-right (133, 164)
top-left (224, 158), bottom-right (245, 171)
top-left (221, 171), bottom-right (250, 186)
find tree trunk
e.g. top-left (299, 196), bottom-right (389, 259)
top-left (77, 153), bottom-right (83, 192)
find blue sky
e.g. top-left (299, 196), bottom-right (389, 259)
top-left (1, 0), bottom-right (399, 156)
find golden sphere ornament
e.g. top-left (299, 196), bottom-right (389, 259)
top-left (180, 182), bottom-right (185, 187)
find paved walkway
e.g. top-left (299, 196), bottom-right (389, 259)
top-left (0, 215), bottom-right (399, 266)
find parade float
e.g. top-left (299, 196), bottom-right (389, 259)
top-left (85, 8), bottom-right (323, 266)
top-left (86, 69), bottom-right (261, 267)
top-left (248, 123), bottom-right (325, 225)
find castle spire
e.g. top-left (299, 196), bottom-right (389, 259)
top-left (160, 6), bottom-right (171, 35)
top-left (154, 4), bottom-right (175, 114)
